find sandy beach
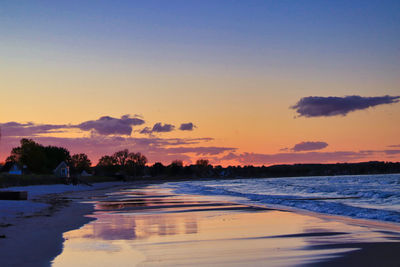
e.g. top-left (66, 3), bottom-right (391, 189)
top-left (2, 181), bottom-right (396, 266)
top-left (0, 182), bottom-right (149, 266)
top-left (0, 181), bottom-right (399, 266)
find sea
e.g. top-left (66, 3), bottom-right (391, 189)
top-left (163, 174), bottom-right (400, 223)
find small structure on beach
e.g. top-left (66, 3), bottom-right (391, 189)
top-left (54, 161), bottom-right (70, 178)
top-left (8, 164), bottom-right (22, 175)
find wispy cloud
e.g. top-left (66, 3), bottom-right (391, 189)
top-left (291, 95), bottom-right (400, 117)
top-left (156, 146), bottom-right (236, 156)
top-left (291, 141), bottom-right (328, 152)
top-left (384, 150), bottom-right (400, 155)
top-left (0, 122), bottom-right (68, 137)
top-left (0, 115), bottom-right (145, 137)
top-left (0, 134), bottom-right (228, 164)
top-left (218, 149), bottom-right (400, 165)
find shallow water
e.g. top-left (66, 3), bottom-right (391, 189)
top-left (164, 174), bottom-right (400, 223)
top-left (52, 185), bottom-right (400, 267)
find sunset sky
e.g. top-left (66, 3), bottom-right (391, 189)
top-left (1, 0), bottom-right (399, 166)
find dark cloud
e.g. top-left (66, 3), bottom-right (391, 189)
top-left (140, 123), bottom-right (175, 134)
top-left (152, 123), bottom-right (175, 132)
top-left (388, 144), bottom-right (400, 148)
top-left (179, 122), bottom-right (196, 131)
top-left (291, 95), bottom-right (400, 117)
top-left (292, 141), bottom-right (328, 152)
top-left (77, 115), bottom-right (144, 135)
top-left (139, 127), bottom-right (152, 134)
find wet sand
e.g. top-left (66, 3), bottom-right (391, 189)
top-left (50, 185), bottom-right (400, 267)
top-left (0, 182), bottom-right (150, 267)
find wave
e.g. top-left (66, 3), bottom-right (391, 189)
top-left (163, 174), bottom-right (400, 223)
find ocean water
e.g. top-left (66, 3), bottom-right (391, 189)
top-left (163, 174), bottom-right (400, 223)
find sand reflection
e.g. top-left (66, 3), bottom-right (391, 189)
top-left (52, 187), bottom-right (400, 267)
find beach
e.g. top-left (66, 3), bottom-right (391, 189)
top-left (2, 180), bottom-right (398, 266)
top-left (0, 182), bottom-right (146, 266)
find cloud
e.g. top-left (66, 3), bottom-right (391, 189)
top-left (219, 149), bottom-right (400, 165)
top-left (291, 95), bottom-right (400, 117)
top-left (0, 122), bottom-right (68, 137)
top-left (220, 151), bottom-right (371, 165)
top-left (139, 127), bottom-right (152, 134)
top-left (2, 132), bottom-right (400, 165)
top-left (152, 123), bottom-right (175, 132)
top-left (140, 123), bottom-right (175, 134)
top-left (384, 150), bottom-right (400, 155)
top-left (292, 141), bottom-right (328, 152)
top-left (158, 146), bottom-right (236, 156)
top-left (388, 144), bottom-right (400, 148)
top-left (77, 114), bottom-right (144, 135)
top-left (0, 115), bottom-right (146, 137)
top-left (0, 135), bottom-right (219, 164)
top-left (179, 122), bottom-right (196, 131)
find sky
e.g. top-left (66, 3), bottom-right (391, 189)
top-left (1, 0), bottom-right (399, 166)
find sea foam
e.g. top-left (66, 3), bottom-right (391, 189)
top-left (163, 174), bottom-right (400, 223)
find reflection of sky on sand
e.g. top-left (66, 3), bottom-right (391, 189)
top-left (53, 187), bottom-right (400, 267)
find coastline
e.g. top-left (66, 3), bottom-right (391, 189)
top-left (0, 181), bottom-right (152, 267)
top-left (55, 183), bottom-right (400, 266)
top-left (1, 180), bottom-right (400, 266)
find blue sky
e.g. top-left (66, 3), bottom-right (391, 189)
top-left (1, 0), bottom-right (399, 165)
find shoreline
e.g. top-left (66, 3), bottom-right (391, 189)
top-left (0, 181), bottom-right (153, 266)
top-left (1, 181), bottom-right (400, 266)
top-left (55, 184), bottom-right (400, 266)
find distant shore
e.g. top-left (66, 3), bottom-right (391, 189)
top-left (1, 161), bottom-right (400, 189)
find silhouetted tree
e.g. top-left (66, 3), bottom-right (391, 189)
top-left (113, 149), bottom-right (129, 169)
top-left (196, 159), bottom-right (209, 167)
top-left (168, 160), bottom-right (183, 176)
top-left (150, 162), bottom-right (166, 176)
top-left (43, 145), bottom-right (71, 171)
top-left (195, 159), bottom-right (211, 177)
top-left (96, 155), bottom-right (118, 175)
top-left (70, 153), bottom-right (92, 174)
top-left (125, 152), bottom-right (147, 177)
top-left (6, 139), bottom-right (70, 174)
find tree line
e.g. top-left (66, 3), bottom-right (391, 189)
top-left (1, 139), bottom-right (400, 178)
top-left (2, 139), bottom-right (91, 174)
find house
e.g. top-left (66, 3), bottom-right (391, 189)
top-left (9, 164), bottom-right (22, 175)
top-left (54, 161), bottom-right (70, 178)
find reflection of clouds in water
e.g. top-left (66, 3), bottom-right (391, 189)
top-left (91, 215), bottom-right (138, 240)
top-left (185, 220), bottom-right (198, 234)
top-left (71, 213), bottom-right (198, 241)
top-left (68, 241), bottom-right (121, 252)
top-left (83, 190), bottom-right (200, 240)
